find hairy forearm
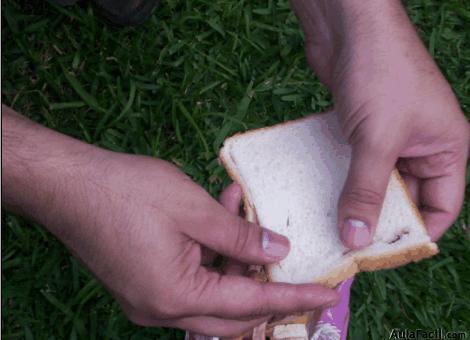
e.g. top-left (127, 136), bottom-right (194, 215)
top-left (2, 106), bottom-right (150, 278)
top-left (292, 1), bottom-right (405, 33)
top-left (290, 0), bottom-right (426, 88)
top-left (2, 105), bottom-right (101, 230)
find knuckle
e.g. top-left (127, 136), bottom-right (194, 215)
top-left (359, 130), bottom-right (400, 157)
top-left (427, 151), bottom-right (460, 170)
top-left (340, 108), bottom-right (369, 145)
top-left (341, 187), bottom-right (384, 208)
top-left (340, 113), bottom-right (401, 157)
top-left (232, 219), bottom-right (253, 255)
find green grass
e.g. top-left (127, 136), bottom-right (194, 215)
top-left (2, 0), bottom-right (469, 339)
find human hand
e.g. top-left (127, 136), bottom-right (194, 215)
top-left (186, 182), bottom-right (266, 339)
top-left (80, 156), bottom-right (344, 336)
top-left (2, 109), bottom-right (339, 338)
top-left (58, 154), bottom-right (341, 336)
top-left (291, 0), bottom-right (469, 248)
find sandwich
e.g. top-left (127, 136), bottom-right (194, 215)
top-left (218, 111), bottom-right (438, 339)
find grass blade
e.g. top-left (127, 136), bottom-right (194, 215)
top-left (177, 101), bottom-right (210, 157)
top-left (61, 64), bottom-right (104, 112)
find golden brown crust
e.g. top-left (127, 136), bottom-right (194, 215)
top-left (311, 259), bottom-right (358, 288)
top-left (356, 243), bottom-right (438, 271)
top-left (221, 112), bottom-right (333, 145)
top-left (311, 243), bottom-right (438, 289)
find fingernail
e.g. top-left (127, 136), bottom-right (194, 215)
top-left (262, 229), bottom-right (290, 259)
top-left (341, 218), bottom-right (371, 248)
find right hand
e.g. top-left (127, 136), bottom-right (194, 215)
top-left (292, 0), bottom-right (469, 249)
top-left (45, 151), bottom-right (339, 337)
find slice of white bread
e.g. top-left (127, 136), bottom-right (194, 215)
top-left (219, 111), bottom-right (438, 288)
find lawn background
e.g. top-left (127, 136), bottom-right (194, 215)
top-left (2, 0), bottom-right (469, 339)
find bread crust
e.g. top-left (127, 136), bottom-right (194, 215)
top-left (219, 113), bottom-right (438, 285)
top-left (356, 242), bottom-right (438, 271)
top-left (218, 112), bottom-right (439, 335)
top-left (221, 111), bottom-right (332, 141)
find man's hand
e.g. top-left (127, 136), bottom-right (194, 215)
top-left (291, 0), bottom-right (469, 248)
top-left (2, 106), bottom-right (338, 337)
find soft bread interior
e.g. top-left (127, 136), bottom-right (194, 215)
top-left (220, 112), bottom-right (438, 285)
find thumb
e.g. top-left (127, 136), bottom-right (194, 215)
top-left (186, 198), bottom-right (290, 265)
top-left (207, 214), bottom-right (291, 265)
top-left (338, 142), bottom-right (397, 249)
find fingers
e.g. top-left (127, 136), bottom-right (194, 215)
top-left (180, 183), bottom-right (260, 337)
top-left (191, 270), bottom-right (338, 320)
top-left (338, 142), bottom-right (397, 249)
top-left (397, 149), bottom-right (468, 241)
top-left (396, 168), bottom-right (464, 241)
top-left (219, 183), bottom-right (248, 275)
top-left (223, 259), bottom-right (247, 275)
top-left (219, 182), bottom-right (243, 214)
top-left (186, 209), bottom-right (290, 265)
top-left (201, 183), bottom-right (245, 267)
top-left (419, 170), bottom-right (466, 241)
top-left (205, 215), bottom-right (290, 265)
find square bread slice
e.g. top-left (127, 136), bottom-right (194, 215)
top-left (220, 111), bottom-right (438, 288)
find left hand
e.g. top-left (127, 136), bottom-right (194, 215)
top-left (2, 108), bottom-right (340, 337)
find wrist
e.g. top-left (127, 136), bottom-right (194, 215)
top-left (2, 106), bottom-right (107, 229)
top-left (291, 0), bottom-right (412, 87)
top-left (292, 0), bottom-right (405, 40)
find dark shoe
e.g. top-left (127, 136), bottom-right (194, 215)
top-left (93, 0), bottom-right (161, 26)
